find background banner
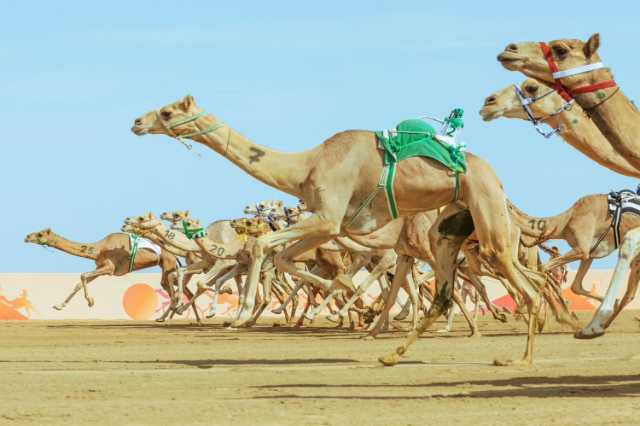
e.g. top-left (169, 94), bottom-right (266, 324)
top-left (0, 270), bottom-right (634, 320)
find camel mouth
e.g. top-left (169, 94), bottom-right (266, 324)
top-left (131, 125), bottom-right (149, 136)
top-left (478, 107), bottom-right (505, 122)
top-left (497, 52), bottom-right (526, 69)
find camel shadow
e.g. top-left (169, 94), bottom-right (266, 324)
top-left (251, 373), bottom-right (640, 399)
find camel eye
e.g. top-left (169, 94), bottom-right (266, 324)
top-left (525, 86), bottom-right (538, 95)
top-left (161, 111), bottom-right (171, 119)
top-left (552, 45), bottom-right (568, 57)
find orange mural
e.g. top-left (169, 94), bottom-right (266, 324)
top-left (122, 283), bottom-right (158, 320)
top-left (0, 286), bottom-right (35, 320)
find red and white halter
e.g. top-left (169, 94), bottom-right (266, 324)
top-left (539, 42), bottom-right (617, 102)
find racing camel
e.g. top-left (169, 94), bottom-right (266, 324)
top-left (497, 33), bottom-right (640, 338)
top-left (132, 95), bottom-right (551, 366)
top-left (23, 228), bottom-right (196, 319)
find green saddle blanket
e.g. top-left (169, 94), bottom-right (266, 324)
top-left (375, 119), bottom-right (467, 173)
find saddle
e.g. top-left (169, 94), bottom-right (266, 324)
top-left (607, 189), bottom-right (640, 248)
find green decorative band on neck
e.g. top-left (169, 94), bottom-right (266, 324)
top-left (182, 221), bottom-right (206, 240)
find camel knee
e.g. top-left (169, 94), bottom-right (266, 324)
top-left (274, 252), bottom-right (293, 272)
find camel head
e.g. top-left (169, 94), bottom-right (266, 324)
top-left (181, 217), bottom-right (203, 233)
top-left (123, 212), bottom-right (161, 233)
top-left (243, 200), bottom-right (285, 217)
top-left (131, 95), bottom-right (207, 138)
top-left (480, 79), bottom-right (563, 122)
top-left (497, 34), bottom-right (611, 89)
top-left (25, 228), bottom-right (54, 245)
top-left (160, 210), bottom-right (191, 223)
top-left (230, 218), bottom-right (271, 237)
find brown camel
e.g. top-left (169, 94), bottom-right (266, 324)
top-left (132, 96), bottom-right (552, 367)
top-left (497, 33), bottom-right (640, 337)
top-left (23, 228), bottom-right (188, 318)
top-left (479, 82), bottom-right (640, 302)
top-left (480, 79), bottom-right (640, 178)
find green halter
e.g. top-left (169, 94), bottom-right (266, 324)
top-left (182, 221), bottom-right (206, 240)
top-left (157, 110), bottom-right (226, 150)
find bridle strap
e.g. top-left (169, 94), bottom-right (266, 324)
top-left (156, 110), bottom-right (225, 150)
top-left (552, 62), bottom-right (605, 79)
top-left (539, 42), bottom-right (617, 101)
top-left (513, 84), bottom-right (572, 139)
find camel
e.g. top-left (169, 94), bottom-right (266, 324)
top-left (479, 82), bottom-right (640, 302)
top-left (498, 33), bottom-right (640, 337)
top-left (132, 96), bottom-right (552, 367)
top-left (23, 228), bottom-right (187, 317)
top-left (480, 79), bottom-right (640, 178)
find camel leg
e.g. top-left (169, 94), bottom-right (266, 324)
top-left (77, 262), bottom-right (115, 307)
top-left (461, 271), bottom-right (507, 322)
top-left (604, 256), bottom-right (640, 328)
top-left (272, 279), bottom-right (304, 315)
top-left (328, 252), bottom-right (396, 321)
top-left (576, 229), bottom-right (640, 338)
top-left (367, 254), bottom-right (413, 338)
top-left (53, 281), bottom-right (83, 311)
top-left (452, 288), bottom-right (480, 336)
top-left (569, 258), bottom-right (603, 302)
top-left (379, 208), bottom-right (470, 365)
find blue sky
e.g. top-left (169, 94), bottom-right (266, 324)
top-left (2, 1), bottom-right (638, 271)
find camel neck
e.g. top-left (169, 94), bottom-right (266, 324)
top-left (47, 233), bottom-right (99, 260)
top-left (575, 88), bottom-right (640, 170)
top-left (547, 108), bottom-right (640, 178)
top-left (189, 115), bottom-right (312, 198)
top-left (149, 224), bottom-right (200, 253)
top-left (508, 201), bottom-right (571, 242)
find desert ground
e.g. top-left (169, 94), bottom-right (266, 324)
top-left (1, 312), bottom-right (639, 426)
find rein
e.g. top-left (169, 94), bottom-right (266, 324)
top-left (539, 42), bottom-right (617, 102)
top-left (513, 84), bottom-right (573, 139)
top-left (156, 110), bottom-right (226, 151)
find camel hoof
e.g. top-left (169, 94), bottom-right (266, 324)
top-left (87, 297), bottom-right (95, 308)
top-left (497, 313), bottom-right (508, 323)
top-left (362, 335), bottom-right (376, 341)
top-left (270, 309), bottom-right (283, 315)
top-left (155, 317), bottom-right (166, 323)
top-left (574, 329), bottom-right (605, 340)
top-left (52, 304), bottom-right (64, 311)
top-left (378, 354), bottom-right (400, 367)
top-left (468, 332), bottom-right (482, 338)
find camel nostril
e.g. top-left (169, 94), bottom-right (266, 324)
top-left (484, 96), bottom-right (496, 106)
top-left (134, 118), bottom-right (142, 126)
top-left (506, 43), bottom-right (518, 52)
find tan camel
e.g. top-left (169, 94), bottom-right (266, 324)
top-left (479, 82), bottom-right (640, 303)
top-left (24, 228), bottom-right (182, 316)
top-left (498, 33), bottom-right (640, 337)
top-left (132, 96), bottom-right (551, 367)
top-left (480, 79), bottom-right (640, 178)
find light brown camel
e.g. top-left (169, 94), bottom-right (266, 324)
top-left (498, 33), bottom-right (640, 337)
top-left (340, 211), bottom-right (499, 338)
top-left (23, 228), bottom-right (186, 317)
top-left (132, 96), bottom-right (550, 367)
top-left (479, 82), bottom-right (640, 302)
top-left (480, 79), bottom-right (640, 178)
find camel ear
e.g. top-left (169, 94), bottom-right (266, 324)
top-left (181, 95), bottom-right (195, 111)
top-left (584, 33), bottom-right (600, 58)
top-left (45, 228), bottom-right (52, 234)
top-left (185, 210), bottom-right (190, 217)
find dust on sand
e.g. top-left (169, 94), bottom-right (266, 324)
top-left (1, 312), bottom-right (639, 426)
